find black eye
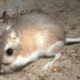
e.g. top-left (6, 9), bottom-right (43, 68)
top-left (6, 48), bottom-right (13, 56)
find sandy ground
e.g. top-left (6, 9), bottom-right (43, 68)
top-left (0, 0), bottom-right (80, 80)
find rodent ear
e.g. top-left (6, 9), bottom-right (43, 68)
top-left (6, 25), bottom-right (12, 30)
top-left (6, 25), bottom-right (18, 39)
top-left (10, 30), bottom-right (18, 39)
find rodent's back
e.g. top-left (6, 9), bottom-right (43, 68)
top-left (13, 12), bottom-right (65, 39)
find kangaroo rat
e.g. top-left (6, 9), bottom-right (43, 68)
top-left (0, 12), bottom-right (80, 74)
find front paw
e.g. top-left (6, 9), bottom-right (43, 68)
top-left (0, 64), bottom-right (15, 74)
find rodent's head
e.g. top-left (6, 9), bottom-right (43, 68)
top-left (0, 26), bottom-right (21, 65)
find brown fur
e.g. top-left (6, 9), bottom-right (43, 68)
top-left (11, 12), bottom-right (65, 57)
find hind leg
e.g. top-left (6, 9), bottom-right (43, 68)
top-left (42, 41), bottom-right (64, 70)
top-left (42, 52), bottom-right (61, 70)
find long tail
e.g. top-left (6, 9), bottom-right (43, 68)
top-left (65, 38), bottom-right (80, 45)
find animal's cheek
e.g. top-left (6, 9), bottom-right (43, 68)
top-left (1, 55), bottom-right (15, 65)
